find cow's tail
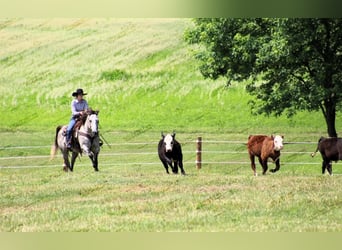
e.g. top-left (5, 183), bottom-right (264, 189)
top-left (50, 125), bottom-right (63, 160)
top-left (311, 136), bottom-right (324, 157)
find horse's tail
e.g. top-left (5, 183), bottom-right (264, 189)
top-left (50, 125), bottom-right (63, 160)
top-left (311, 136), bottom-right (324, 157)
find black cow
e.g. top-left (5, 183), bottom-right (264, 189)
top-left (311, 137), bottom-right (342, 175)
top-left (158, 132), bottom-right (185, 175)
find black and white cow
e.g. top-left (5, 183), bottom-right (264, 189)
top-left (311, 136), bottom-right (342, 175)
top-left (158, 132), bottom-right (185, 175)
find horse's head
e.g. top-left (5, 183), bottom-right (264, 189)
top-left (85, 110), bottom-right (99, 135)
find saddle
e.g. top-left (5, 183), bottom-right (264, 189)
top-left (61, 117), bottom-right (84, 150)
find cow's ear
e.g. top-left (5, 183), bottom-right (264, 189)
top-left (161, 132), bottom-right (165, 138)
top-left (172, 131), bottom-right (176, 138)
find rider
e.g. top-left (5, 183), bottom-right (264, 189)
top-left (66, 88), bottom-right (89, 149)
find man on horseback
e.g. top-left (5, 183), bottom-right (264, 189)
top-left (66, 88), bottom-right (88, 149)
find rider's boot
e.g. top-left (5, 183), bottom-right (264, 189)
top-left (66, 130), bottom-right (72, 149)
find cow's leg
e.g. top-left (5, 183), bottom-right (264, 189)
top-left (70, 152), bottom-right (78, 172)
top-left (270, 158), bottom-right (280, 173)
top-left (165, 156), bottom-right (175, 173)
top-left (249, 154), bottom-right (257, 176)
top-left (327, 161), bottom-right (333, 176)
top-left (179, 160), bottom-right (186, 175)
top-left (161, 160), bottom-right (170, 174)
top-left (261, 158), bottom-right (268, 175)
top-left (322, 160), bottom-right (327, 174)
top-left (172, 160), bottom-right (179, 174)
top-left (257, 157), bottom-right (263, 167)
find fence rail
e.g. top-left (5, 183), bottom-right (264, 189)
top-left (0, 139), bottom-right (321, 169)
top-left (0, 140), bottom-right (318, 150)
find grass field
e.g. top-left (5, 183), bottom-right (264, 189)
top-left (1, 18), bottom-right (342, 232)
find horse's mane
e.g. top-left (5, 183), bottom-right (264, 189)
top-left (80, 108), bottom-right (99, 125)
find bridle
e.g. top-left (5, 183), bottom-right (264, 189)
top-left (78, 114), bottom-right (99, 142)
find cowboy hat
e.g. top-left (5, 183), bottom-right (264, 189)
top-left (72, 88), bottom-right (87, 97)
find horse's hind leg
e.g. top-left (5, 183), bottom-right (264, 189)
top-left (62, 151), bottom-right (70, 172)
top-left (63, 163), bottom-right (68, 172)
top-left (70, 152), bottom-right (78, 172)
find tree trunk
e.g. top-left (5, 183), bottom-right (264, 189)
top-left (323, 100), bottom-right (337, 137)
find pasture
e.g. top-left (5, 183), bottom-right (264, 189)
top-left (1, 19), bottom-right (342, 231)
top-left (1, 130), bottom-right (342, 231)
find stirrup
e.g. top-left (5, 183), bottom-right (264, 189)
top-left (65, 139), bottom-right (72, 149)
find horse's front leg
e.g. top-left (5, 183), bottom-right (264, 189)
top-left (91, 137), bottom-right (100, 171)
top-left (91, 152), bottom-right (99, 172)
top-left (86, 151), bottom-right (98, 172)
top-left (80, 143), bottom-right (98, 172)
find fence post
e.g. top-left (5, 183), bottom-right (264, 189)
top-left (196, 137), bottom-right (202, 169)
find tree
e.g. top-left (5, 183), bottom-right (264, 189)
top-left (185, 18), bottom-right (342, 137)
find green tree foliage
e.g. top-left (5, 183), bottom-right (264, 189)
top-left (185, 18), bottom-right (342, 137)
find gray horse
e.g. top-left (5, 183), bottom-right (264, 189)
top-left (51, 110), bottom-right (101, 172)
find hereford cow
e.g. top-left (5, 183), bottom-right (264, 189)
top-left (247, 135), bottom-right (284, 176)
top-left (311, 137), bottom-right (342, 175)
top-left (158, 132), bottom-right (185, 175)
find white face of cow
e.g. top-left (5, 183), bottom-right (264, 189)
top-left (164, 134), bottom-right (174, 152)
top-left (273, 135), bottom-right (284, 151)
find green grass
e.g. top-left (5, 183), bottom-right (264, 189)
top-left (1, 159), bottom-right (342, 232)
top-left (1, 18), bottom-right (342, 232)
top-left (1, 130), bottom-right (342, 232)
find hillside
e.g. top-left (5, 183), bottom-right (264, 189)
top-left (0, 18), bottom-right (335, 136)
